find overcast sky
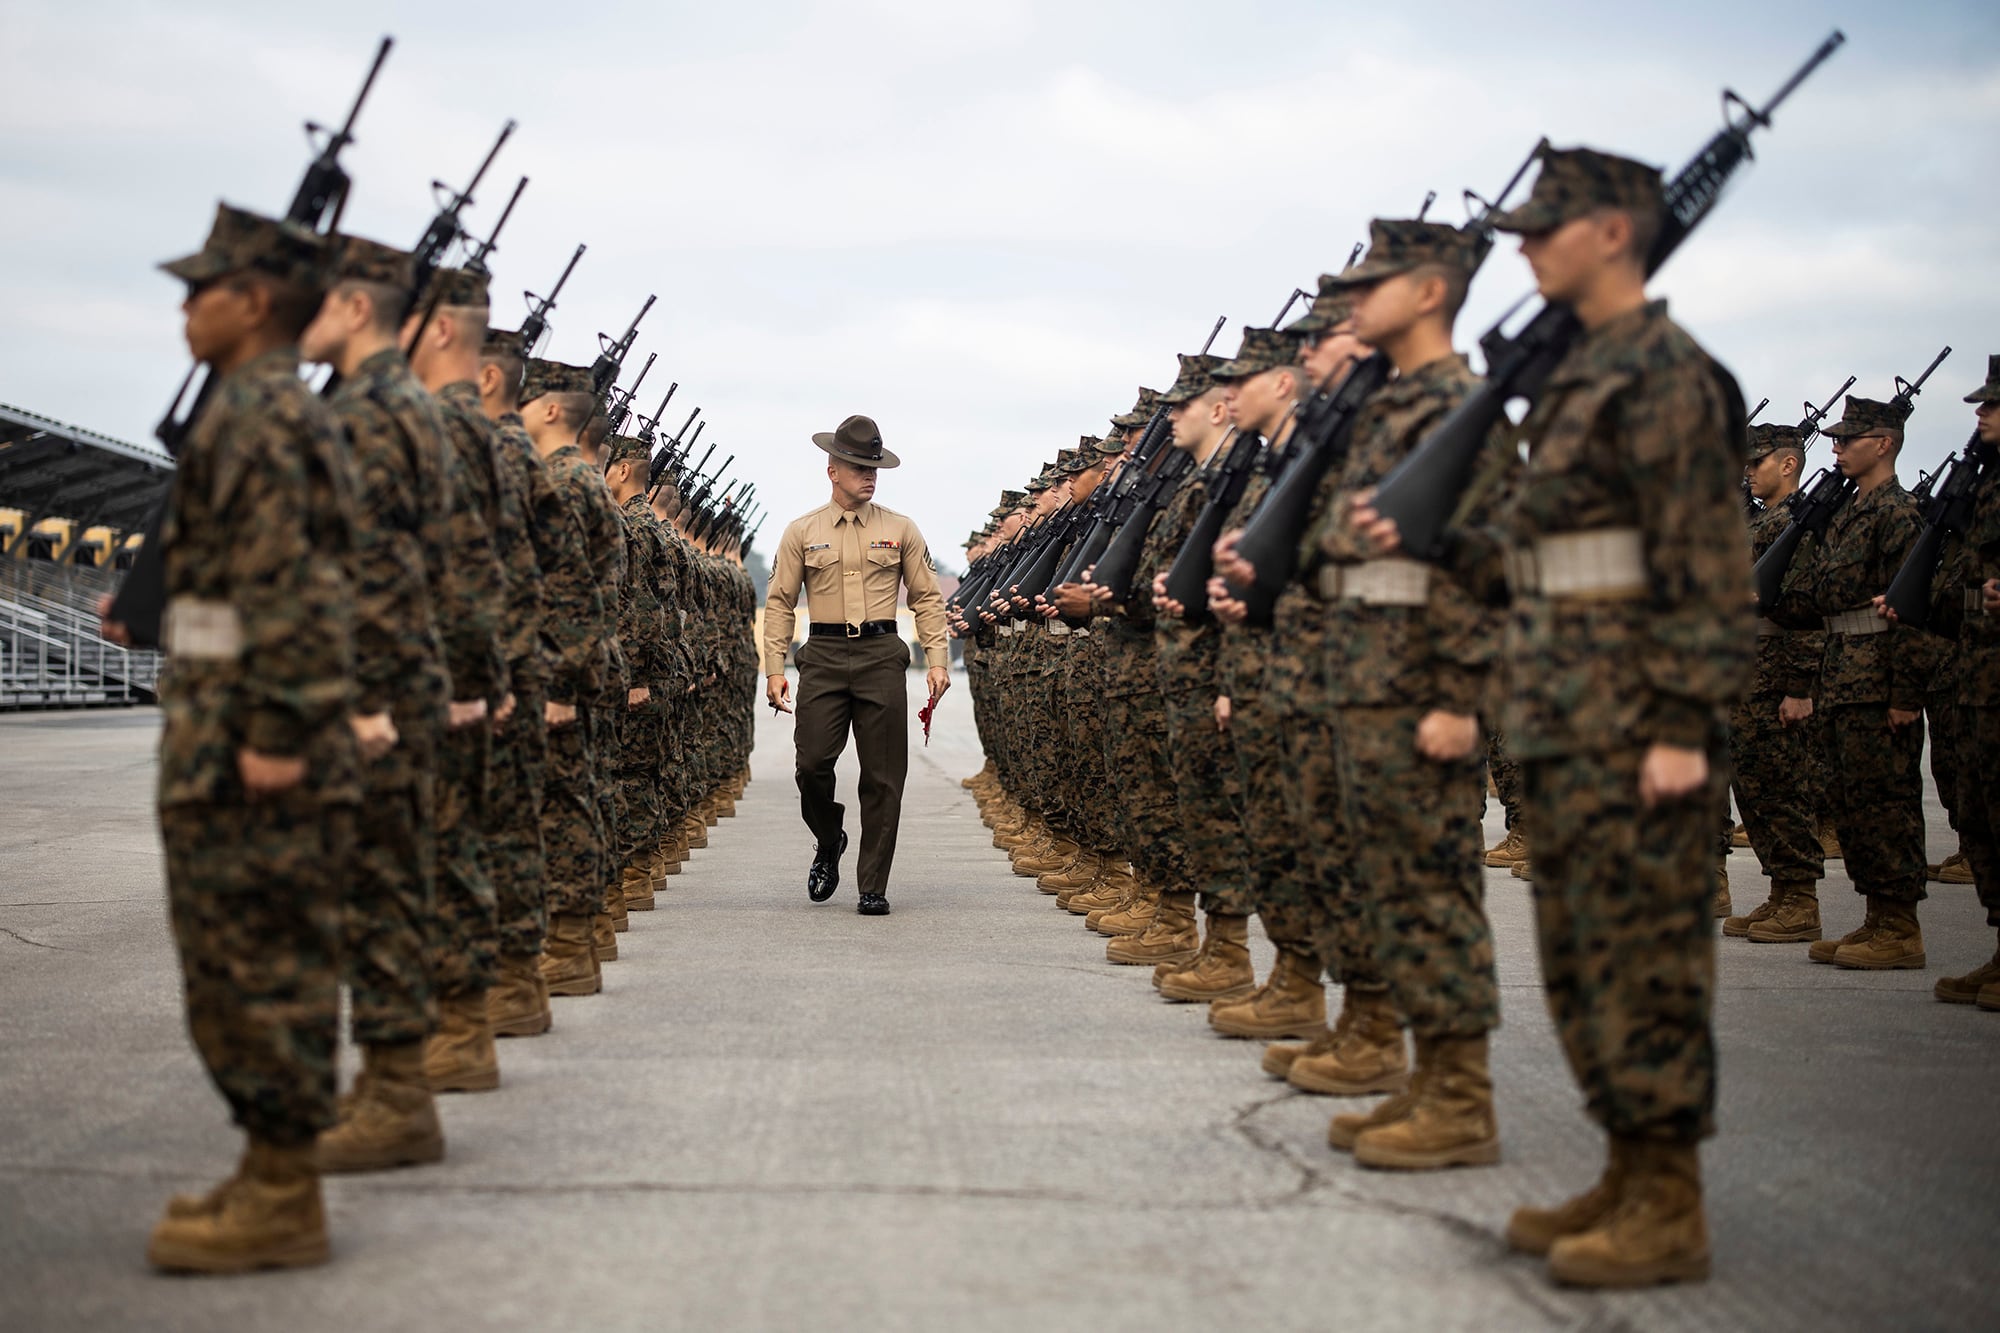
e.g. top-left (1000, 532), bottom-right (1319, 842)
top-left (4, 0), bottom-right (1995, 567)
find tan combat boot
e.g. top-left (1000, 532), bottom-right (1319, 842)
top-left (1483, 828), bottom-right (1527, 867)
top-left (1934, 932), bottom-right (2000, 1003)
top-left (1262, 1027), bottom-right (1337, 1080)
top-left (1352, 1035), bottom-right (1499, 1169)
top-left (1014, 833), bottom-right (1077, 877)
top-left (1979, 983), bottom-right (2000, 1011)
top-left (1721, 880), bottom-right (1781, 938)
top-left (541, 913), bottom-right (602, 996)
top-left (1548, 1140), bottom-right (1710, 1287)
top-left (1711, 865), bottom-right (1732, 919)
top-left (1511, 858), bottom-right (1532, 881)
top-left (1328, 1083), bottom-right (1422, 1152)
top-left (1091, 885), bottom-right (1158, 938)
top-left (1158, 912), bottom-right (1255, 1003)
top-left (647, 847), bottom-right (671, 895)
top-left (1834, 897), bottom-right (1925, 969)
top-left (1506, 1138), bottom-right (1631, 1255)
top-left (1817, 821), bottom-right (1843, 860)
top-left (1039, 849), bottom-right (1100, 896)
top-left (424, 992), bottom-right (501, 1093)
top-left (684, 813), bottom-right (708, 850)
top-left (701, 797), bottom-right (719, 827)
top-left (1289, 987), bottom-right (1409, 1096)
top-left (1209, 948), bottom-right (1326, 1040)
top-left (1931, 849), bottom-right (1974, 884)
top-left (1729, 822), bottom-right (1749, 848)
top-left (489, 954), bottom-right (552, 1037)
top-left (316, 1042), bottom-right (445, 1173)
top-left (1107, 891), bottom-right (1199, 966)
top-left (1746, 880), bottom-right (1821, 943)
top-left (1809, 899), bottom-right (1880, 964)
top-left (1063, 865), bottom-right (1130, 916)
top-left (623, 860), bottom-right (656, 913)
top-left (148, 1138), bottom-right (329, 1274)
top-left (594, 912), bottom-right (620, 962)
top-left (606, 876), bottom-right (630, 933)
top-left (658, 829), bottom-right (685, 874)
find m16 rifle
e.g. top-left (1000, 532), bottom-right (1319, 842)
top-left (1753, 348), bottom-right (1949, 610)
top-left (519, 244), bottom-right (584, 355)
top-left (1366, 32), bottom-right (1847, 560)
top-left (112, 36), bottom-right (393, 646)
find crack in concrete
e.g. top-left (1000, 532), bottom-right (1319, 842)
top-left (0, 924), bottom-right (77, 951)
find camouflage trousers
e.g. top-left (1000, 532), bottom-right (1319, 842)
top-left (431, 721), bottom-right (498, 1000)
top-left (1487, 727), bottom-right (1522, 830)
top-left (344, 765), bottom-right (436, 1046)
top-left (1229, 687), bottom-right (1326, 966)
top-left (1728, 692), bottom-right (1823, 884)
top-left (1340, 706), bottom-right (1495, 1038)
top-left (1524, 747), bottom-right (1721, 1144)
top-left (1162, 681), bottom-right (1253, 915)
top-left (1100, 687), bottom-right (1191, 892)
top-left (658, 693), bottom-right (691, 826)
top-left (1928, 680), bottom-right (1959, 830)
top-left (1284, 707), bottom-right (1385, 991)
top-left (593, 696), bottom-right (621, 908)
top-left (1954, 704), bottom-right (2000, 925)
top-left (1061, 633), bottom-right (1118, 853)
top-left (488, 692), bottom-right (549, 961)
top-left (1823, 703), bottom-right (1928, 903)
top-left (542, 705), bottom-right (607, 918)
top-left (614, 703), bottom-right (663, 872)
top-left (162, 800), bottom-right (353, 1147)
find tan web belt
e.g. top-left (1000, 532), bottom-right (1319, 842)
top-left (995, 622), bottom-right (1015, 638)
top-left (163, 597), bottom-right (243, 661)
top-left (1824, 607), bottom-right (1888, 636)
top-left (1047, 620), bottom-right (1070, 637)
top-left (1508, 528), bottom-right (1647, 601)
top-left (1316, 558), bottom-right (1431, 607)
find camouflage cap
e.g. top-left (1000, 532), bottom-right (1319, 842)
top-left (482, 326), bottom-right (527, 359)
top-left (1964, 354), bottom-right (2000, 405)
top-left (1328, 218), bottom-right (1480, 289)
top-left (1074, 434), bottom-right (1106, 468)
top-left (522, 358), bottom-right (595, 404)
top-left (605, 434), bottom-right (651, 467)
top-left (1286, 271), bottom-right (1360, 336)
top-left (1210, 326), bottom-right (1303, 383)
top-left (326, 234), bottom-right (414, 289)
top-left (1491, 145), bottom-right (1664, 236)
top-left (1823, 395), bottom-right (1914, 440)
top-left (160, 202), bottom-right (328, 288)
top-left (1056, 447), bottom-right (1083, 475)
top-left (1025, 463), bottom-right (1058, 494)
top-left (1160, 353), bottom-right (1225, 406)
top-left (422, 265), bottom-right (490, 309)
top-left (1111, 387), bottom-right (1162, 429)
top-left (1746, 423), bottom-right (1804, 462)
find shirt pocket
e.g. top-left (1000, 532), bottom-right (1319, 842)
top-left (865, 548), bottom-right (901, 569)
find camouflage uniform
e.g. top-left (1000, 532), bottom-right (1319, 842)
top-left (326, 335), bottom-right (452, 1046)
top-left (608, 438), bottom-right (668, 895)
top-left (1449, 293), bottom-right (1751, 1141)
top-left (431, 376), bottom-right (521, 1001)
top-left (1308, 336), bottom-right (1499, 1039)
top-left (1773, 405), bottom-right (1943, 908)
top-left (1730, 428), bottom-right (1825, 890)
top-left (1929, 360), bottom-right (2000, 929)
top-left (154, 204), bottom-right (361, 1146)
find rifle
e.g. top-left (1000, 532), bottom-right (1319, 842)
top-left (634, 382), bottom-right (679, 447)
top-left (1368, 31), bottom-right (1847, 559)
top-left (392, 120), bottom-right (517, 368)
top-left (1228, 163), bottom-right (1541, 620)
top-left (1796, 376), bottom-right (1855, 454)
top-left (1752, 349), bottom-right (1949, 610)
top-left (1066, 316), bottom-right (1230, 600)
top-left (656, 433), bottom-right (712, 507)
top-left (519, 244), bottom-right (584, 354)
top-left (1742, 397), bottom-right (1770, 512)
top-left (463, 175), bottom-right (527, 278)
top-left (579, 294), bottom-right (655, 446)
top-left (1883, 430), bottom-right (1984, 633)
top-left (1159, 287), bottom-right (1322, 618)
top-left (603, 351), bottom-right (656, 440)
top-left (113, 35), bottom-right (393, 647)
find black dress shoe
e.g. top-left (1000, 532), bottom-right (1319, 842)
top-left (808, 830), bottom-right (847, 903)
top-left (856, 893), bottom-right (890, 916)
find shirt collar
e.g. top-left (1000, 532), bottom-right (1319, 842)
top-left (832, 500), bottom-right (873, 527)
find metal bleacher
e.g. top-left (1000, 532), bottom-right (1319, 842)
top-left (1, 402), bottom-right (172, 710)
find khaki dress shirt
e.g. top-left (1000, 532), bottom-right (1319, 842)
top-left (762, 499), bottom-right (949, 675)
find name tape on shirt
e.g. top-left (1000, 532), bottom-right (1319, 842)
top-left (805, 542), bottom-right (831, 553)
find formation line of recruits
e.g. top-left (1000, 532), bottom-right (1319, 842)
top-left (108, 203), bottom-right (760, 1275)
top-left (952, 143), bottom-right (2000, 1292)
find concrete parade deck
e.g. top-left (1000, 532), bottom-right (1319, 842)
top-left (1, 684), bottom-right (1995, 1332)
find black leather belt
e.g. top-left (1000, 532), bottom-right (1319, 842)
top-left (809, 620), bottom-right (899, 638)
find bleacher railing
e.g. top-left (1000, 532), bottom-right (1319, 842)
top-left (0, 559), bottom-right (162, 709)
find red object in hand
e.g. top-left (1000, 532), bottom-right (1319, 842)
top-left (917, 696), bottom-right (937, 747)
